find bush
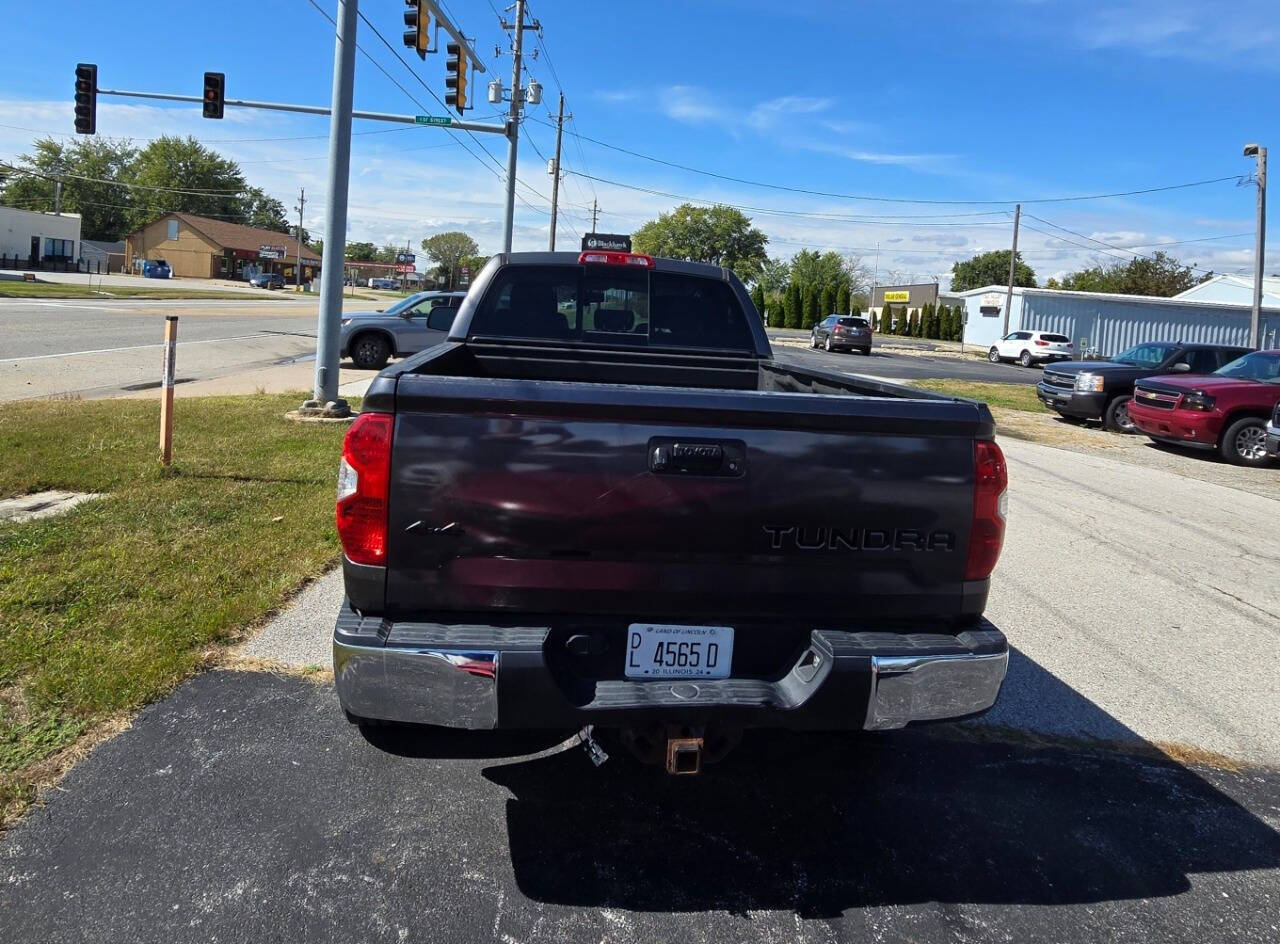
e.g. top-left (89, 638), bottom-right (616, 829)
top-left (751, 284), bottom-right (766, 323)
top-left (836, 284), bottom-right (850, 316)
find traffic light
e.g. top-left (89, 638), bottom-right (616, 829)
top-left (402, 0), bottom-right (430, 59)
top-left (445, 43), bottom-right (468, 115)
top-left (74, 63), bottom-right (97, 135)
top-left (202, 72), bottom-right (225, 119)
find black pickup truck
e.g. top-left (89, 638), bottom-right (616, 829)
top-left (1036, 341), bottom-right (1249, 432)
top-left (332, 250), bottom-right (1010, 772)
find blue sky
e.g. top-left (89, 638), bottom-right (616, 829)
top-left (1, 0), bottom-right (1276, 285)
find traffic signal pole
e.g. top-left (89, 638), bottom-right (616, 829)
top-left (302, 0), bottom-right (361, 417)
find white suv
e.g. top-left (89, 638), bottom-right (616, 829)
top-left (989, 330), bottom-right (1073, 367)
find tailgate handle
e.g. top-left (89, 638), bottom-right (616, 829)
top-left (649, 438), bottom-right (745, 476)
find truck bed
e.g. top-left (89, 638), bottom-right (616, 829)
top-left (355, 340), bottom-right (993, 629)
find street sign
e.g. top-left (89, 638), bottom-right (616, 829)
top-left (396, 251), bottom-right (416, 264)
top-left (414, 115), bottom-right (453, 126)
top-left (581, 233), bottom-right (631, 252)
top-left (459, 265), bottom-right (471, 286)
top-left (258, 245), bottom-right (287, 260)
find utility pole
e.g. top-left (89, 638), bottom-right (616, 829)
top-left (293, 187), bottom-right (305, 292)
top-left (548, 91), bottom-right (565, 251)
top-left (54, 180), bottom-right (62, 214)
top-left (1003, 203), bottom-right (1021, 337)
top-left (500, 0), bottom-right (528, 253)
top-left (590, 198), bottom-right (599, 233)
top-left (304, 0), bottom-right (358, 418)
top-left (1245, 144), bottom-right (1267, 350)
top-left (870, 240), bottom-right (879, 326)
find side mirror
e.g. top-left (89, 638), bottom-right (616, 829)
top-left (1170, 362), bottom-right (1192, 373)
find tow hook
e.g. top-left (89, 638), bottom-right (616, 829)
top-left (666, 733), bottom-right (704, 776)
top-left (578, 725), bottom-right (609, 767)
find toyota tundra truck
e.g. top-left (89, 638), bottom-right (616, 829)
top-left (332, 251), bottom-right (1010, 772)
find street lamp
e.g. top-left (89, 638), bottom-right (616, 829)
top-left (1244, 143), bottom-right (1267, 349)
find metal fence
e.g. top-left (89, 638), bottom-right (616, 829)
top-left (1020, 292), bottom-right (1280, 356)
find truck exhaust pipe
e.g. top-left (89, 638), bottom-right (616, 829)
top-left (666, 736), bottom-right (704, 775)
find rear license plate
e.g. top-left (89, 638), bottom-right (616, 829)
top-left (625, 624), bottom-right (733, 679)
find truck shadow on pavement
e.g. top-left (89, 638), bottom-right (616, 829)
top-left (459, 648), bottom-right (1280, 916)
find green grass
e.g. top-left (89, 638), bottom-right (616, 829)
top-left (911, 379), bottom-right (1050, 414)
top-left (0, 281), bottom-right (288, 300)
top-left (0, 394), bottom-right (351, 823)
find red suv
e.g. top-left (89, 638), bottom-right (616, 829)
top-left (1129, 350), bottom-right (1280, 466)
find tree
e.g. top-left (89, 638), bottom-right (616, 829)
top-left (239, 186), bottom-right (292, 235)
top-left (802, 285), bottom-right (819, 329)
top-left (757, 256), bottom-right (790, 295)
top-left (420, 231), bottom-right (479, 289)
top-left (750, 284), bottom-right (767, 323)
top-left (1056, 251), bottom-right (1209, 297)
top-left (790, 250), bottom-right (848, 292)
top-left (836, 283), bottom-right (850, 317)
top-left (820, 285), bottom-right (836, 321)
top-left (345, 241), bottom-right (379, 261)
top-left (0, 136), bottom-right (138, 241)
top-left (785, 283), bottom-right (802, 329)
top-left (632, 203), bottom-right (769, 283)
top-left (127, 136), bottom-right (249, 232)
top-left (951, 250), bottom-right (1036, 292)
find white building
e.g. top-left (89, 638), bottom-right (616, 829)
top-left (0, 206), bottom-right (82, 265)
top-left (1173, 274), bottom-right (1280, 308)
top-left (957, 284), bottom-right (1280, 356)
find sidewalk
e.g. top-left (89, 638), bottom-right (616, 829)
top-left (116, 357), bottom-right (376, 401)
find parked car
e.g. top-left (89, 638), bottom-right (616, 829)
top-left (1036, 342), bottom-right (1249, 432)
top-left (249, 272), bottom-right (285, 290)
top-left (811, 315), bottom-right (872, 355)
top-left (1267, 400), bottom-right (1280, 461)
top-left (1128, 349), bottom-right (1280, 466)
top-left (988, 330), bottom-right (1073, 367)
top-left (141, 259), bottom-right (171, 279)
top-left (331, 250), bottom-right (1011, 774)
top-left (368, 277), bottom-right (399, 290)
top-left (340, 290), bottom-right (467, 369)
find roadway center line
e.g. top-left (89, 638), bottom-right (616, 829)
top-left (0, 333), bottom-right (305, 363)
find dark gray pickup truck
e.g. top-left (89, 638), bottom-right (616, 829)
top-left (332, 250), bottom-right (1009, 771)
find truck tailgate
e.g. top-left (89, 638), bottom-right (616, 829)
top-left (384, 374), bottom-right (985, 625)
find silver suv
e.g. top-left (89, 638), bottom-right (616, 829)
top-left (340, 291), bottom-right (467, 369)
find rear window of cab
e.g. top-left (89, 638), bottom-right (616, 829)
top-left (469, 265), bottom-right (754, 351)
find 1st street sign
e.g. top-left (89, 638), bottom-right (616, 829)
top-left (414, 115), bottom-right (452, 126)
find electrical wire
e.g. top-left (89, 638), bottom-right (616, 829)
top-left (533, 118), bottom-right (1247, 207)
top-left (1022, 213), bottom-right (1225, 274)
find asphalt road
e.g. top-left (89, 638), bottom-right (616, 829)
top-left (0, 297), bottom-right (322, 400)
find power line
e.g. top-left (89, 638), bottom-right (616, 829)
top-left (564, 171), bottom-right (1016, 225)
top-left (345, 4), bottom-right (556, 218)
top-left (1023, 213), bottom-right (1224, 274)
top-left (534, 118), bottom-right (1246, 206)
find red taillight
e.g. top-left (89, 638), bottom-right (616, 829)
top-left (1035, 339), bottom-right (1049, 346)
top-left (336, 413), bottom-right (393, 566)
top-left (965, 440), bottom-right (1007, 581)
top-left (577, 251), bottom-right (654, 267)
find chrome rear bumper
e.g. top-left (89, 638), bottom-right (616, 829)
top-left (333, 610), bottom-right (1008, 732)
